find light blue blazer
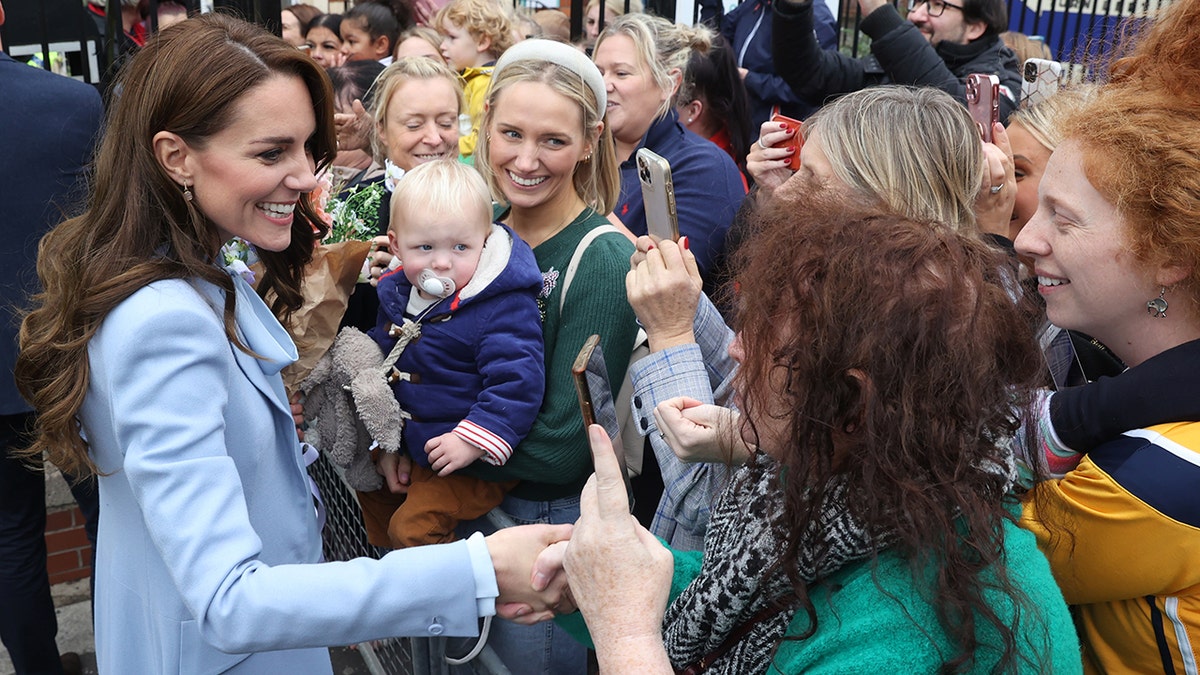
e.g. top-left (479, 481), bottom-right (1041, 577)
top-left (80, 272), bottom-right (496, 674)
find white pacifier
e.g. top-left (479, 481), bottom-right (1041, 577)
top-left (417, 268), bottom-right (456, 298)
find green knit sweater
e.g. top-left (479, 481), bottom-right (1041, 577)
top-left (562, 518), bottom-right (1083, 673)
top-left (465, 208), bottom-right (638, 500)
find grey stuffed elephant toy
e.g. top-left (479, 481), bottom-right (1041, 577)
top-left (301, 326), bottom-right (408, 492)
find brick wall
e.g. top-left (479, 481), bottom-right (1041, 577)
top-left (45, 506), bottom-right (93, 585)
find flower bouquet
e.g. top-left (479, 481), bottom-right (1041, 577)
top-left (279, 171), bottom-right (384, 394)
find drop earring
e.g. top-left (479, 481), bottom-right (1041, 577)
top-left (1147, 287), bottom-right (1168, 318)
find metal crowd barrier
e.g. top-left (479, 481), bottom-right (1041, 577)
top-left (3, 0), bottom-right (1171, 85)
top-left (308, 450), bottom-right (512, 675)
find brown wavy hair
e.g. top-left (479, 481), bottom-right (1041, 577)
top-left (731, 192), bottom-right (1045, 672)
top-left (15, 13), bottom-right (336, 477)
top-left (1062, 0), bottom-right (1200, 316)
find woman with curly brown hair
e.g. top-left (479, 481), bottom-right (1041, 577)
top-left (14, 14), bottom-right (567, 674)
top-left (560, 194), bottom-right (1082, 673)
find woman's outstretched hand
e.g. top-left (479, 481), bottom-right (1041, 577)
top-left (565, 425), bottom-right (674, 674)
top-left (486, 523), bottom-right (574, 619)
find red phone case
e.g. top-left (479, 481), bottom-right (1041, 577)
top-left (771, 113), bottom-right (804, 171)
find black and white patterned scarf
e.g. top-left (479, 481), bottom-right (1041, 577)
top-left (661, 455), bottom-right (888, 674)
top-left (661, 445), bottom-right (1018, 674)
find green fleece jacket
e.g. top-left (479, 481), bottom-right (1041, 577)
top-left (562, 518), bottom-right (1083, 673)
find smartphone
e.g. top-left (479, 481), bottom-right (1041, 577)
top-left (770, 112), bottom-right (804, 172)
top-left (1021, 58), bottom-right (1063, 107)
top-left (572, 334), bottom-right (634, 511)
top-left (965, 73), bottom-right (1000, 143)
top-left (636, 148), bottom-right (679, 242)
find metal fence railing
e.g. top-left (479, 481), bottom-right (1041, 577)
top-left (0, 0), bottom-right (280, 85)
top-left (309, 449), bottom-right (513, 675)
top-left (309, 450), bottom-right (415, 674)
top-left (1, 0), bottom-right (1170, 83)
top-left (1006, 0), bottom-right (1168, 62)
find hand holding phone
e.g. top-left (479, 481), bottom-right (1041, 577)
top-left (966, 73), bottom-right (1000, 143)
top-left (770, 112), bottom-right (804, 171)
top-left (572, 335), bottom-right (634, 511)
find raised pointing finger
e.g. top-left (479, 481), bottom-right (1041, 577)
top-left (586, 424), bottom-right (631, 520)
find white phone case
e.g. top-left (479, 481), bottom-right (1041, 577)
top-left (1022, 58), bottom-right (1064, 107)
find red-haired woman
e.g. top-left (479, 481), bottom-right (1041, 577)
top-left (1012, 2), bottom-right (1200, 670)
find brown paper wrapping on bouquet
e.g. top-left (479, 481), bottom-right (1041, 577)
top-left (280, 240), bottom-right (374, 394)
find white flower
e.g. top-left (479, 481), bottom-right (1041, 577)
top-left (218, 237), bottom-right (258, 285)
top-left (226, 259), bottom-right (256, 285)
top-left (384, 158), bottom-right (406, 193)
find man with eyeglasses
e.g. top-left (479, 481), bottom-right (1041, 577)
top-left (770, 0), bottom-right (1021, 124)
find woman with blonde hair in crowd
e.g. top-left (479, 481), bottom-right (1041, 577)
top-left (14, 15), bottom-right (568, 674)
top-left (393, 25), bottom-right (445, 61)
top-left (764, 86), bottom-right (992, 229)
top-left (582, 0), bottom-right (642, 50)
top-left (471, 38), bottom-right (640, 675)
top-left (622, 85), bottom-right (1007, 550)
top-left (339, 55), bottom-right (466, 333)
top-left (593, 14), bottom-right (747, 294)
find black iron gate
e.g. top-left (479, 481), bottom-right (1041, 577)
top-left (0, 0), bottom-right (1170, 85)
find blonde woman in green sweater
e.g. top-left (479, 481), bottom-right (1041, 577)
top-left (470, 39), bottom-right (639, 675)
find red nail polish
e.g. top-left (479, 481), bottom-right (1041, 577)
top-left (681, 236), bottom-right (690, 250)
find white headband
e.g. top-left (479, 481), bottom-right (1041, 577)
top-left (492, 39), bottom-right (607, 111)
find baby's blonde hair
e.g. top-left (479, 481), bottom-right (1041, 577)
top-left (390, 160), bottom-right (493, 234)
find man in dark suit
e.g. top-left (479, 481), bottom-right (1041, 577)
top-left (1, 2), bottom-right (104, 672)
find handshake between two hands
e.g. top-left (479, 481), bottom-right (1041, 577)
top-left (487, 398), bottom-right (745, 629)
top-left (484, 423), bottom-right (675, 636)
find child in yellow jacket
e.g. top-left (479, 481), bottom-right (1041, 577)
top-left (435, 0), bottom-right (516, 160)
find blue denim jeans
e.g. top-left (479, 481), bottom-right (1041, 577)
top-left (460, 492), bottom-right (586, 675)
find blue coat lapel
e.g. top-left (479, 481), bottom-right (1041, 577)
top-left (199, 273), bottom-right (298, 421)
